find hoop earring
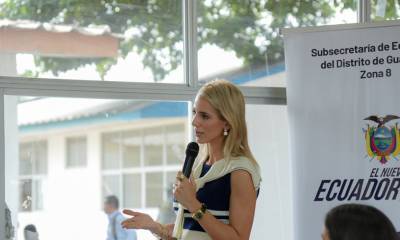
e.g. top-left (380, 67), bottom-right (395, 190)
top-left (224, 129), bottom-right (228, 136)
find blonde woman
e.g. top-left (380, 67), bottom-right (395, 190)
top-left (122, 79), bottom-right (261, 240)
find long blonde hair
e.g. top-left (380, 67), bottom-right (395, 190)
top-left (196, 79), bottom-right (257, 165)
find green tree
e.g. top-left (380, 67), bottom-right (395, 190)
top-left (0, 0), bottom-right (364, 81)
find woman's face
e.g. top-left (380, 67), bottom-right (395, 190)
top-left (321, 227), bottom-right (330, 240)
top-left (192, 96), bottom-right (227, 145)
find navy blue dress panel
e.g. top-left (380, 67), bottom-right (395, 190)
top-left (180, 163), bottom-right (232, 232)
top-left (196, 163), bottom-right (231, 211)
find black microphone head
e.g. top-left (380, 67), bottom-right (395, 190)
top-left (182, 142), bottom-right (199, 177)
top-left (185, 142), bottom-right (199, 158)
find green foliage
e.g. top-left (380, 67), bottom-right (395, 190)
top-left (371, 0), bottom-right (400, 21)
top-left (0, 0), bottom-right (365, 81)
top-left (21, 69), bottom-right (39, 78)
top-left (33, 57), bottom-right (117, 80)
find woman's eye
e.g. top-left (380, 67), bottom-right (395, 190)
top-left (201, 114), bottom-right (209, 119)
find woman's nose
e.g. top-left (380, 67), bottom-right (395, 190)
top-left (192, 115), bottom-right (198, 127)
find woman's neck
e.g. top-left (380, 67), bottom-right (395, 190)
top-left (207, 143), bottom-right (224, 164)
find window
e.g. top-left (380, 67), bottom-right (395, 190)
top-left (371, 0), bottom-right (400, 21)
top-left (66, 136), bottom-right (87, 168)
top-left (123, 174), bottom-right (141, 209)
top-left (9, 97), bottom-right (189, 240)
top-left (197, 0), bottom-right (357, 87)
top-left (102, 175), bottom-right (121, 201)
top-left (18, 141), bottom-right (47, 212)
top-left (122, 130), bottom-right (141, 168)
top-left (0, 1), bottom-right (184, 83)
top-left (102, 132), bottom-right (122, 170)
top-left (145, 172), bottom-right (163, 208)
top-left (166, 124), bottom-right (186, 165)
top-left (19, 179), bottom-right (44, 212)
top-left (101, 120), bottom-right (187, 209)
top-left (143, 127), bottom-right (163, 166)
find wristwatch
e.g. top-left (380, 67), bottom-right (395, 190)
top-left (191, 203), bottom-right (207, 221)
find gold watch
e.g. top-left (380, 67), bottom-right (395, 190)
top-left (191, 203), bottom-right (207, 221)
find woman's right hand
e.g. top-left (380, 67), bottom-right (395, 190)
top-left (121, 209), bottom-right (158, 231)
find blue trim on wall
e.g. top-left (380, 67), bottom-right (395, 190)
top-left (20, 102), bottom-right (188, 133)
top-left (230, 64), bottom-right (285, 85)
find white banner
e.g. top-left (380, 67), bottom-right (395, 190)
top-left (283, 22), bottom-right (400, 240)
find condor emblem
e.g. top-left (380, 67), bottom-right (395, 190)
top-left (364, 115), bottom-right (400, 164)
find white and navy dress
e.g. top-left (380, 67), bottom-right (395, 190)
top-left (173, 156), bottom-right (261, 240)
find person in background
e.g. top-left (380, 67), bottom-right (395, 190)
top-left (5, 203), bottom-right (15, 240)
top-left (322, 203), bottom-right (398, 240)
top-left (122, 79), bottom-right (261, 240)
top-left (104, 195), bottom-right (137, 240)
top-left (24, 224), bottom-right (39, 240)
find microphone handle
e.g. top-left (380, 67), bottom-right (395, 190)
top-left (182, 157), bottom-right (195, 178)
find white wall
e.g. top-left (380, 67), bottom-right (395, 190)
top-left (17, 130), bottom-right (108, 240)
top-left (247, 104), bottom-right (292, 240)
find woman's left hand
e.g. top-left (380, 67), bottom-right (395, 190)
top-left (173, 171), bottom-right (201, 212)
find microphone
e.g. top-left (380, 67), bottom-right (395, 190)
top-left (182, 142), bottom-right (199, 178)
top-left (172, 142), bottom-right (199, 239)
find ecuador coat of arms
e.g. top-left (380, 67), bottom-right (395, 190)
top-left (364, 115), bottom-right (400, 164)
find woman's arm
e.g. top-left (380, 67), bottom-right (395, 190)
top-left (121, 210), bottom-right (175, 239)
top-left (149, 223), bottom-right (174, 240)
top-left (175, 170), bottom-right (257, 240)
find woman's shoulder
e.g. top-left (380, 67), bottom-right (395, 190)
top-left (227, 156), bottom-right (261, 189)
top-left (232, 155), bottom-right (253, 162)
top-left (229, 156), bottom-right (259, 171)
